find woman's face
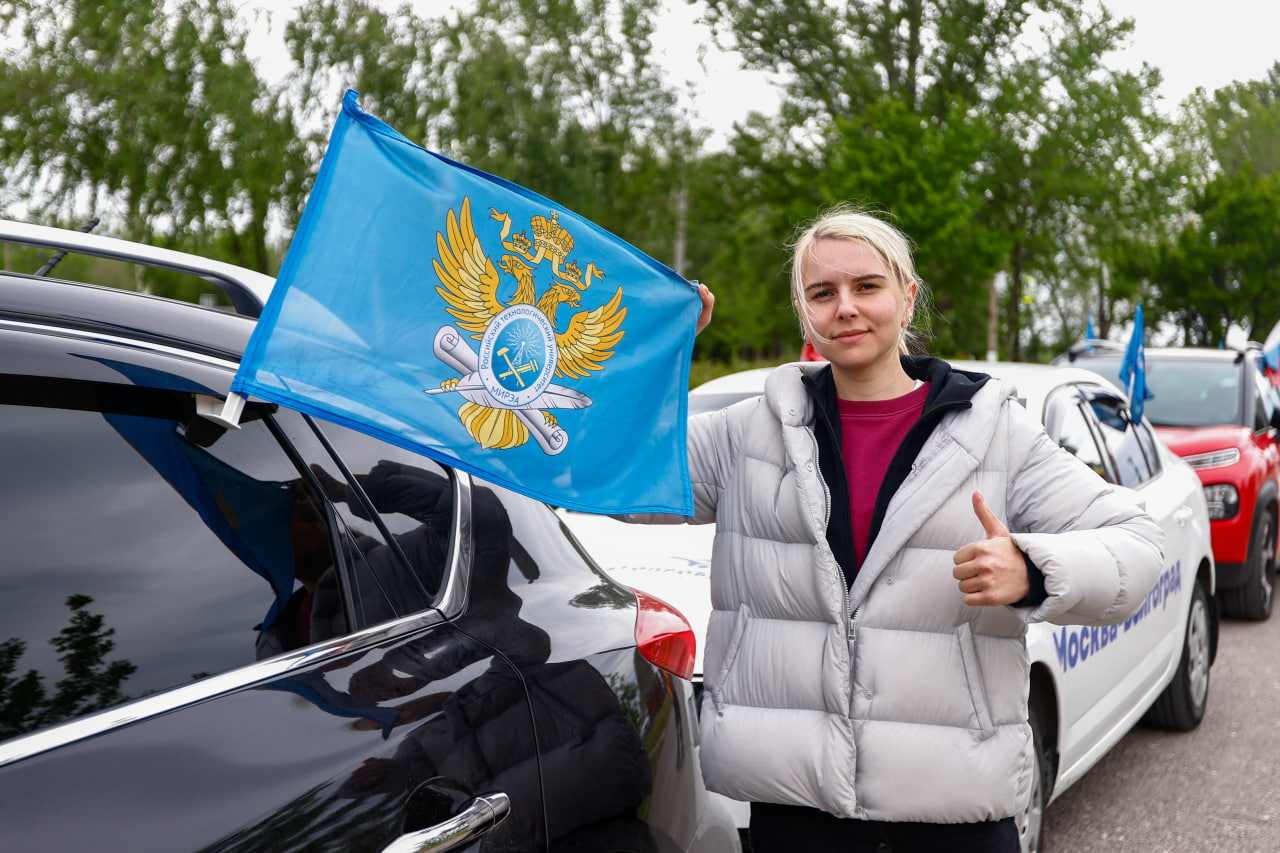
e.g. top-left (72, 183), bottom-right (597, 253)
top-left (799, 237), bottom-right (914, 380)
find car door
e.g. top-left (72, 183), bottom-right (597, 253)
top-left (0, 325), bottom-right (545, 852)
top-left (1036, 383), bottom-right (1186, 770)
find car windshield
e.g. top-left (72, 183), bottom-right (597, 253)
top-left (1081, 355), bottom-right (1242, 427)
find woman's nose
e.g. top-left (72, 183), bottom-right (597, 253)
top-left (835, 288), bottom-right (858, 318)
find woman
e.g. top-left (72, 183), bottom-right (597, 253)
top-left (684, 207), bottom-right (1163, 852)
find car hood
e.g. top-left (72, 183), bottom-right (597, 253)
top-left (1153, 423), bottom-right (1251, 457)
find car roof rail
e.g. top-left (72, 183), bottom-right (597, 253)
top-left (1061, 338), bottom-right (1125, 361)
top-left (0, 218), bottom-right (273, 318)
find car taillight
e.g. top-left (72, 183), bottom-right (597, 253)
top-left (631, 588), bottom-right (696, 680)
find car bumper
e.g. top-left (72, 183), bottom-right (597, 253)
top-left (1209, 511), bottom-right (1252, 566)
top-left (1214, 560), bottom-right (1248, 591)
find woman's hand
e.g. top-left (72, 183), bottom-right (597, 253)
top-left (696, 283), bottom-right (715, 335)
top-left (952, 491), bottom-right (1030, 606)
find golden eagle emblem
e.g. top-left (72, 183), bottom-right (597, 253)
top-left (426, 197), bottom-right (626, 454)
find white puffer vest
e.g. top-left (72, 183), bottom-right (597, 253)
top-left (689, 362), bottom-right (1164, 823)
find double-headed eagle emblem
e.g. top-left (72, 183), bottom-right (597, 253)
top-left (427, 197), bottom-right (626, 455)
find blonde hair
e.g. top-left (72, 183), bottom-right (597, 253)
top-left (790, 205), bottom-right (929, 354)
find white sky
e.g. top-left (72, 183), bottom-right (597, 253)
top-left (241, 0), bottom-right (1280, 147)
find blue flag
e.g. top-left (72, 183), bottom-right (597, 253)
top-left (1085, 312), bottom-right (1094, 352)
top-left (1118, 304), bottom-right (1154, 423)
top-left (1263, 318), bottom-right (1280, 388)
top-left (233, 91), bottom-right (698, 514)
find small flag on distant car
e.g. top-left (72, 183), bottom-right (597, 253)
top-left (231, 90), bottom-right (699, 514)
top-left (1262, 318), bottom-right (1280, 388)
top-left (1119, 304), bottom-right (1154, 423)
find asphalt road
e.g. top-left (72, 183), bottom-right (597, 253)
top-left (1043, 604), bottom-right (1280, 852)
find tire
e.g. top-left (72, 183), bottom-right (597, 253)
top-left (1017, 700), bottom-right (1052, 853)
top-left (1220, 505), bottom-right (1276, 620)
top-left (1143, 578), bottom-right (1211, 730)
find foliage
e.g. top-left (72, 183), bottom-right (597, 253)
top-left (1185, 64), bottom-right (1280, 180)
top-left (0, 595), bottom-right (136, 739)
top-left (1152, 168), bottom-right (1280, 345)
top-left (1, 0), bottom-right (1278, 360)
top-left (0, 0), bottom-right (306, 276)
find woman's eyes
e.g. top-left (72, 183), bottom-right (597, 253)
top-left (806, 280), bottom-right (882, 301)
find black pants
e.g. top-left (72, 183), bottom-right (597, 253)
top-left (749, 802), bottom-right (1021, 853)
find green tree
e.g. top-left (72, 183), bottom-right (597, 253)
top-left (285, 0), bottom-right (700, 272)
top-left (693, 0), bottom-right (1170, 361)
top-left (0, 0), bottom-right (305, 276)
top-left (1185, 64), bottom-right (1280, 181)
top-left (1153, 168), bottom-right (1280, 345)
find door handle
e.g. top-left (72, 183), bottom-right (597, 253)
top-left (379, 792), bottom-right (511, 853)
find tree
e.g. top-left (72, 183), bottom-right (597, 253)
top-left (284, 0), bottom-right (701, 271)
top-left (0, 595), bottom-right (135, 739)
top-left (0, 0), bottom-right (306, 275)
top-left (1185, 64), bottom-right (1280, 181)
top-left (1153, 168), bottom-right (1280, 346)
top-left (693, 0), bottom-right (1171, 361)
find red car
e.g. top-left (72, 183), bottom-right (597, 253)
top-left (1059, 342), bottom-right (1280, 619)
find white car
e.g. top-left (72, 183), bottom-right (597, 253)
top-left (560, 360), bottom-right (1217, 853)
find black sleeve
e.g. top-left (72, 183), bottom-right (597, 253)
top-left (1011, 551), bottom-right (1049, 609)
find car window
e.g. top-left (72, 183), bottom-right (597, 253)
top-left (1044, 390), bottom-right (1108, 480)
top-left (1089, 396), bottom-right (1155, 488)
top-left (0, 382), bottom-right (379, 744)
top-left (1133, 419), bottom-right (1164, 478)
top-left (1252, 362), bottom-right (1276, 432)
top-left (276, 415), bottom-right (451, 610)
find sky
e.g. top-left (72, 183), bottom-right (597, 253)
top-left (242, 0), bottom-right (1280, 147)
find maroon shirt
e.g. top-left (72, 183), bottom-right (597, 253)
top-left (838, 382), bottom-right (930, 567)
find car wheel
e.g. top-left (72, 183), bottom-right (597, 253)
top-left (1018, 700), bottom-right (1051, 853)
top-left (1143, 578), bottom-right (1211, 730)
top-left (1222, 507), bottom-right (1277, 620)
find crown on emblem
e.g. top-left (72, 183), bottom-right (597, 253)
top-left (531, 212), bottom-right (574, 259)
top-left (511, 230), bottom-right (533, 254)
top-left (564, 260), bottom-right (582, 281)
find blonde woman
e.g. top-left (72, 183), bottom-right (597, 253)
top-left (681, 207), bottom-right (1163, 852)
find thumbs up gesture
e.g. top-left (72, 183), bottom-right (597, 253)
top-left (952, 491), bottom-right (1030, 607)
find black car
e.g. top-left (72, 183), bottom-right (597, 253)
top-left (0, 221), bottom-right (740, 853)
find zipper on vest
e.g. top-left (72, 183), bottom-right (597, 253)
top-left (847, 604), bottom-right (861, 718)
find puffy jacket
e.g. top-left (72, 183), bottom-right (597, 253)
top-left (688, 359), bottom-right (1164, 823)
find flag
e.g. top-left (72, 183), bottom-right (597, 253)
top-left (1118, 304), bottom-right (1154, 423)
top-left (1085, 312), bottom-right (1094, 353)
top-left (232, 91), bottom-right (699, 514)
top-left (1262, 317), bottom-right (1280, 388)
